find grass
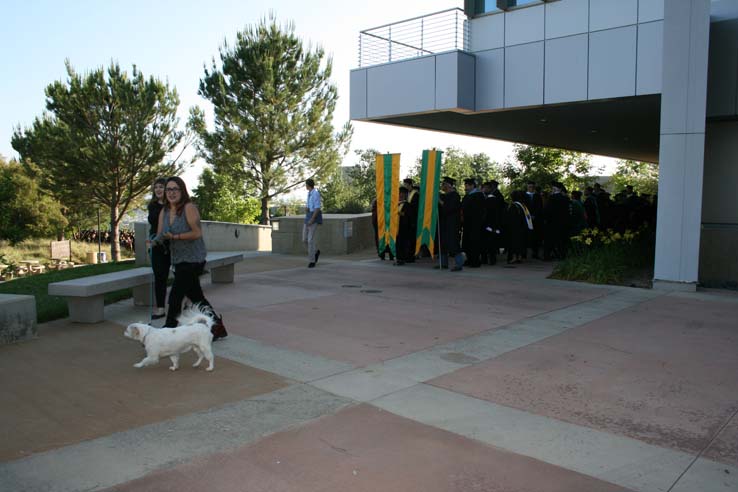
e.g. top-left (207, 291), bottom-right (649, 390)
top-left (551, 229), bottom-right (655, 286)
top-left (0, 238), bottom-right (135, 267)
top-left (0, 261), bottom-right (139, 323)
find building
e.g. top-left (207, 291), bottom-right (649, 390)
top-left (350, 0), bottom-right (738, 290)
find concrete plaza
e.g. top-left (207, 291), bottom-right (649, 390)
top-left (1, 252), bottom-right (737, 492)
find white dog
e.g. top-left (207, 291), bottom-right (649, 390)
top-left (124, 305), bottom-right (215, 371)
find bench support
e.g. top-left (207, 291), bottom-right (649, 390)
top-left (211, 264), bottom-right (235, 283)
top-left (68, 295), bottom-right (105, 323)
top-left (0, 294), bottom-right (37, 345)
top-left (133, 283), bottom-right (153, 306)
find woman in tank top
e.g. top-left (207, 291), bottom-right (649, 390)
top-left (156, 176), bottom-right (227, 339)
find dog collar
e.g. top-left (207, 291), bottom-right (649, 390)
top-left (140, 333), bottom-right (148, 347)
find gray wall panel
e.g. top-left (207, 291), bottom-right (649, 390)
top-left (505, 4), bottom-right (545, 46)
top-left (588, 26), bottom-right (637, 100)
top-left (349, 70), bottom-right (367, 120)
top-left (703, 121), bottom-right (738, 223)
top-left (366, 57), bottom-right (436, 118)
top-left (545, 0), bottom-right (589, 39)
top-left (639, 0), bottom-right (665, 22)
top-left (589, 0), bottom-right (638, 31)
top-left (470, 13), bottom-right (505, 52)
top-left (457, 51), bottom-right (477, 110)
top-left (475, 48), bottom-right (505, 110)
top-left (686, 0), bottom-right (712, 134)
top-left (505, 42), bottom-right (544, 107)
top-left (637, 21), bottom-right (664, 95)
top-left (545, 34), bottom-right (588, 104)
top-left (707, 20), bottom-right (738, 117)
top-left (661, 0), bottom-right (692, 133)
top-left (435, 51), bottom-right (476, 111)
top-left (436, 53), bottom-right (459, 110)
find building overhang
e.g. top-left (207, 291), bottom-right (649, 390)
top-left (355, 95), bottom-right (661, 163)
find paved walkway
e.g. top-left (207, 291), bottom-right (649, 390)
top-left (1, 252), bottom-right (737, 492)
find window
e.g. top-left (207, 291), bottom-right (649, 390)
top-left (473, 0), bottom-right (547, 15)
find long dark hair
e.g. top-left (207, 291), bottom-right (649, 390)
top-left (149, 177), bottom-right (167, 206)
top-left (165, 176), bottom-right (191, 216)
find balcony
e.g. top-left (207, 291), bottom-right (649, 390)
top-left (351, 8), bottom-right (475, 120)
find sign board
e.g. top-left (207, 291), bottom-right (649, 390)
top-left (50, 240), bottom-right (72, 261)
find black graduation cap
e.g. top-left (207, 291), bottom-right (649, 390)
top-left (464, 178), bottom-right (477, 187)
top-left (442, 176), bottom-right (456, 186)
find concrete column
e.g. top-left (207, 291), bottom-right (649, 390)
top-left (653, 0), bottom-right (711, 291)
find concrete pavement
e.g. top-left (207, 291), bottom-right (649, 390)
top-left (1, 252), bottom-right (737, 492)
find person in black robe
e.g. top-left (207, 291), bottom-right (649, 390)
top-left (437, 176), bottom-right (464, 271)
top-left (481, 180), bottom-right (505, 265)
top-left (402, 178), bottom-right (419, 263)
top-left (543, 182), bottom-right (571, 260)
top-left (506, 190), bottom-right (530, 264)
top-left (524, 181), bottom-right (544, 259)
top-left (583, 186), bottom-right (600, 229)
top-left (395, 187), bottom-right (412, 265)
top-left (461, 178), bottom-right (486, 268)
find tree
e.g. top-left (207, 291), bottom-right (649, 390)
top-left (194, 168), bottom-right (260, 224)
top-left (12, 60), bottom-right (186, 261)
top-left (0, 156), bottom-right (67, 244)
top-left (502, 144), bottom-right (593, 192)
top-left (189, 16), bottom-right (351, 225)
top-left (611, 160), bottom-right (659, 196)
top-left (409, 147), bottom-right (501, 188)
top-left (345, 149), bottom-right (379, 209)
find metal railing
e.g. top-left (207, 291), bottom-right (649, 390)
top-left (358, 8), bottom-right (470, 68)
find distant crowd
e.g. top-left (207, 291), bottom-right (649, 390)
top-left (72, 229), bottom-right (135, 251)
top-left (372, 178), bottom-right (656, 270)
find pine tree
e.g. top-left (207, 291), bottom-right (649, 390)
top-left (12, 61), bottom-right (185, 260)
top-left (189, 16), bottom-right (351, 224)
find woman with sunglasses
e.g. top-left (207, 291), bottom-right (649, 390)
top-left (156, 176), bottom-right (227, 339)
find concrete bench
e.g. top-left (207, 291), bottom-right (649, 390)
top-left (48, 252), bottom-right (244, 323)
top-left (0, 294), bottom-right (37, 345)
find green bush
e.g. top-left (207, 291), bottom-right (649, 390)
top-left (551, 227), bottom-right (655, 285)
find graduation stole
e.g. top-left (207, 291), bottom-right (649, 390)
top-left (376, 153), bottom-right (401, 256)
top-left (514, 201), bottom-right (534, 230)
top-left (415, 149), bottom-right (442, 257)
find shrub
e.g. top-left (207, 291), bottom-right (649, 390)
top-left (551, 226), bottom-right (655, 285)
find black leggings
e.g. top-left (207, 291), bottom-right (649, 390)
top-left (150, 245), bottom-right (170, 308)
top-left (164, 262), bottom-right (214, 327)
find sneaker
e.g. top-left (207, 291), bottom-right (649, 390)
top-left (450, 266), bottom-right (463, 272)
top-left (315, 250), bottom-right (321, 264)
top-left (211, 315), bottom-right (228, 341)
top-left (308, 262), bottom-right (316, 268)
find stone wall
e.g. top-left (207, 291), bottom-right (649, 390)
top-left (271, 213), bottom-right (374, 256)
top-left (134, 221), bottom-right (272, 266)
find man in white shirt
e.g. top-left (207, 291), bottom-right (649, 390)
top-left (304, 178), bottom-right (322, 268)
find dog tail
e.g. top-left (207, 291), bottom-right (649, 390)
top-left (176, 303), bottom-right (215, 329)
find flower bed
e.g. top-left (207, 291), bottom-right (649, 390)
top-left (551, 226), bottom-right (655, 286)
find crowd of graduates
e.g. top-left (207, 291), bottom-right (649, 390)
top-left (372, 177), bottom-right (657, 271)
top-left (71, 229), bottom-right (136, 251)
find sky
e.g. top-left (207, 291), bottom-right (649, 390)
top-left (1, 0), bottom-right (614, 190)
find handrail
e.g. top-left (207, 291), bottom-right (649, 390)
top-left (357, 8), bottom-right (469, 68)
